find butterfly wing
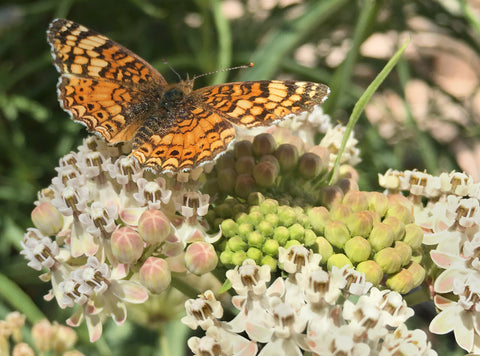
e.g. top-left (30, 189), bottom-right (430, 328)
top-left (47, 19), bottom-right (167, 143)
top-left (131, 103), bottom-right (236, 172)
top-left (190, 80), bottom-right (330, 127)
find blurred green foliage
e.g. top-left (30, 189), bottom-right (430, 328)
top-left (0, 0), bottom-right (478, 354)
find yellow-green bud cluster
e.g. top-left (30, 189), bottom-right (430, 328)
top-left (308, 191), bottom-right (425, 294)
top-left (203, 133), bottom-right (357, 206)
top-left (217, 194), bottom-right (325, 272)
top-left (213, 190), bottom-right (425, 294)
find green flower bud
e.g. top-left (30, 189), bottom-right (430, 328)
top-left (217, 168), bottom-right (237, 194)
top-left (304, 229), bottom-right (317, 247)
top-left (233, 203), bottom-right (247, 217)
top-left (261, 255), bottom-right (277, 271)
top-left (248, 210), bottom-right (263, 226)
top-left (111, 227), bottom-right (144, 264)
top-left (227, 236), bottom-right (247, 251)
top-left (312, 236), bottom-right (334, 263)
top-left (221, 219), bottom-right (238, 238)
top-left (382, 216), bottom-right (406, 241)
top-left (307, 206), bottom-right (330, 235)
top-left (273, 226), bottom-right (290, 245)
top-left (368, 222), bottom-right (394, 252)
top-left (253, 161), bottom-right (279, 188)
top-left (297, 213), bottom-right (310, 228)
top-left (365, 210), bottom-right (381, 225)
top-left (319, 185), bottom-right (344, 209)
top-left (298, 152), bottom-right (323, 179)
top-left (259, 198), bottom-right (279, 215)
top-left (346, 211), bottom-right (374, 238)
top-left (265, 213), bottom-right (280, 227)
top-left (368, 192), bottom-right (389, 217)
top-left (246, 247), bottom-right (263, 264)
top-left (31, 202), bottom-right (64, 235)
top-left (234, 140), bottom-right (253, 158)
top-left (344, 236), bottom-right (371, 263)
top-left (288, 223), bottom-right (305, 243)
top-left (278, 205), bottom-right (297, 227)
top-left (374, 247), bottom-right (402, 274)
top-left (275, 144), bottom-right (299, 172)
top-left (324, 220), bottom-right (351, 249)
top-left (406, 261), bottom-right (426, 289)
top-left (411, 248), bottom-right (423, 264)
top-left (139, 257), bottom-right (171, 294)
top-left (327, 253), bottom-right (353, 270)
top-left (330, 204), bottom-right (353, 223)
top-left (403, 223), bottom-right (424, 249)
top-left (252, 133), bottom-right (276, 156)
top-left (356, 260), bottom-right (383, 285)
top-left (220, 250), bottom-right (233, 265)
top-left (393, 241), bottom-right (412, 266)
top-left (386, 269), bottom-right (414, 294)
top-left (262, 238), bottom-right (279, 256)
top-left (285, 239), bottom-right (301, 248)
top-left (238, 222), bottom-right (254, 237)
top-left (258, 220), bottom-right (274, 237)
top-left (234, 173), bottom-right (256, 199)
top-left (235, 155), bottom-right (256, 174)
top-left (247, 230), bottom-right (264, 248)
top-left (385, 203), bottom-right (413, 224)
top-left (231, 250), bottom-right (247, 265)
top-left (185, 242), bottom-right (218, 275)
top-left (343, 191), bottom-right (369, 212)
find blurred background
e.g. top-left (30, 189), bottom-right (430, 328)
top-left (0, 0), bottom-right (479, 354)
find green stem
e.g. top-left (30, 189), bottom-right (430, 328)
top-left (211, 0), bottom-right (232, 84)
top-left (328, 39), bottom-right (410, 184)
top-left (170, 274), bottom-right (201, 299)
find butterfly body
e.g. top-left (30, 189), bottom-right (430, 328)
top-left (48, 19), bottom-right (330, 172)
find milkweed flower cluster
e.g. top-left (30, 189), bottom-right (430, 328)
top-left (379, 169), bottom-right (480, 353)
top-left (0, 312), bottom-right (82, 355)
top-left (22, 136), bottom-right (220, 342)
top-left (182, 246), bottom-right (436, 356)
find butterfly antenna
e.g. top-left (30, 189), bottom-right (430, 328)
top-left (193, 62), bottom-right (254, 81)
top-left (162, 59), bottom-right (182, 81)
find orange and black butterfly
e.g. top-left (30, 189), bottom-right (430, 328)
top-left (47, 19), bottom-right (329, 172)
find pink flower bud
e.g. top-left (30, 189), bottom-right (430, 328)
top-left (111, 227), bottom-right (144, 264)
top-left (184, 242), bottom-right (218, 275)
top-left (138, 209), bottom-right (171, 245)
top-left (139, 257), bottom-right (171, 294)
top-left (31, 202), bottom-right (64, 235)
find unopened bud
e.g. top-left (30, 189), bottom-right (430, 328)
top-left (327, 253), bottom-right (353, 270)
top-left (369, 223), bottom-right (394, 252)
top-left (346, 211), bottom-right (373, 238)
top-left (111, 227), bottom-right (144, 264)
top-left (343, 191), bottom-right (369, 212)
top-left (403, 223), bottom-right (424, 249)
top-left (386, 268), bottom-right (414, 294)
top-left (138, 209), bottom-right (171, 245)
top-left (275, 143), bottom-right (299, 171)
top-left (374, 247), bottom-right (402, 274)
top-left (185, 242), bottom-right (218, 275)
top-left (312, 236), bottom-right (334, 263)
top-left (307, 206), bottom-right (330, 235)
top-left (356, 260), bottom-right (383, 285)
top-left (344, 236), bottom-right (371, 263)
top-left (324, 220), bottom-right (351, 249)
top-left (368, 192), bottom-right (389, 217)
top-left (139, 257), bottom-right (171, 294)
top-left (31, 202), bottom-right (64, 235)
top-left (252, 133), bottom-right (276, 156)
